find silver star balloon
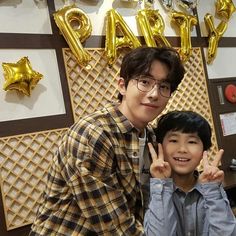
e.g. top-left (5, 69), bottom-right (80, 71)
top-left (159, 0), bottom-right (174, 10)
top-left (176, 0), bottom-right (199, 10)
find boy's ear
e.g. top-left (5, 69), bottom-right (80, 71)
top-left (117, 77), bottom-right (126, 96)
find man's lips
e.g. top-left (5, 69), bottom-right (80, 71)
top-left (141, 103), bottom-right (159, 109)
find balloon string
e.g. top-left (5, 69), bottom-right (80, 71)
top-left (64, 0), bottom-right (75, 7)
top-left (64, 0), bottom-right (70, 6)
top-left (144, 0), bottom-right (154, 8)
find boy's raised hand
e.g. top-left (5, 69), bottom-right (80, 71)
top-left (198, 149), bottom-right (224, 184)
top-left (148, 143), bottom-right (171, 179)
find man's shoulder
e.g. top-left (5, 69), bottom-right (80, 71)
top-left (84, 103), bottom-right (116, 123)
top-left (70, 103), bottom-right (119, 132)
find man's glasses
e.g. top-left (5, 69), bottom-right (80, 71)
top-left (135, 75), bottom-right (172, 98)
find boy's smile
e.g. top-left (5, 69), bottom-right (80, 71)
top-left (162, 131), bottom-right (204, 176)
top-left (173, 157), bottom-right (190, 163)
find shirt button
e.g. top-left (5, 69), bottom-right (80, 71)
top-left (156, 184), bottom-right (162, 189)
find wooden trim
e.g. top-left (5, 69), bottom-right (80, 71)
top-left (0, 0), bottom-right (74, 137)
top-left (207, 77), bottom-right (236, 169)
top-left (1, 1), bottom-right (236, 235)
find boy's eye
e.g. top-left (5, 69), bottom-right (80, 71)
top-left (169, 139), bottom-right (177, 143)
top-left (188, 140), bottom-right (197, 144)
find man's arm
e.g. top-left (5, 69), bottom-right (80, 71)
top-left (144, 178), bottom-right (177, 236)
top-left (60, 122), bottom-right (143, 235)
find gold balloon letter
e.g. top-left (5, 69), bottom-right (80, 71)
top-left (204, 13), bottom-right (228, 64)
top-left (2, 57), bottom-right (43, 96)
top-left (216, 0), bottom-right (236, 21)
top-left (136, 9), bottom-right (170, 47)
top-left (105, 9), bottom-right (141, 65)
top-left (53, 4), bottom-right (92, 66)
top-left (171, 11), bottom-right (198, 62)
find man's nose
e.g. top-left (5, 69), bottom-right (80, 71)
top-left (148, 84), bottom-right (160, 97)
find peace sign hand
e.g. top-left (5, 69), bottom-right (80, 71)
top-left (198, 149), bottom-right (224, 184)
top-left (148, 143), bottom-right (171, 179)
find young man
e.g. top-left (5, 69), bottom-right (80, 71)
top-left (144, 111), bottom-right (236, 236)
top-left (30, 47), bottom-right (185, 235)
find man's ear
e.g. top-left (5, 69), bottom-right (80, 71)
top-left (117, 77), bottom-right (126, 96)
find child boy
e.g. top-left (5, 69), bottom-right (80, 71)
top-left (144, 111), bottom-right (236, 236)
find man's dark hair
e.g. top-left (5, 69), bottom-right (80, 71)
top-left (118, 46), bottom-right (185, 101)
top-left (155, 111), bottom-right (212, 151)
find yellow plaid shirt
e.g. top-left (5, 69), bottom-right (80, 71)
top-left (30, 103), bottom-right (155, 236)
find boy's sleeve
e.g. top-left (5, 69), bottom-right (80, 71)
top-left (199, 182), bottom-right (236, 236)
top-left (144, 178), bottom-right (177, 236)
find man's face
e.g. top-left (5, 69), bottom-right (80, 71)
top-left (162, 131), bottom-right (204, 176)
top-left (118, 60), bottom-right (170, 130)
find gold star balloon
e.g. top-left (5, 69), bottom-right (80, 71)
top-left (2, 57), bottom-right (43, 96)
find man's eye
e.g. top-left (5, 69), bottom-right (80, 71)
top-left (160, 84), bottom-right (171, 90)
top-left (139, 79), bottom-right (150, 85)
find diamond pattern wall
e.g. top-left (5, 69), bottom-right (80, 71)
top-left (0, 47), bottom-right (218, 230)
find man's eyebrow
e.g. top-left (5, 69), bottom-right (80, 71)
top-left (159, 80), bottom-right (170, 83)
top-left (146, 75), bottom-right (169, 82)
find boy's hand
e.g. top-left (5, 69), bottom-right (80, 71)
top-left (148, 143), bottom-right (171, 179)
top-left (198, 149), bottom-right (224, 184)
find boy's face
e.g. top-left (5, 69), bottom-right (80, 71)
top-left (162, 130), bottom-right (204, 176)
top-left (118, 60), bottom-right (170, 130)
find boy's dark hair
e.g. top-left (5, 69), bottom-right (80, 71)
top-left (118, 46), bottom-right (185, 101)
top-left (155, 111), bottom-right (212, 150)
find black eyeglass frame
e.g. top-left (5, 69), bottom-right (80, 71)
top-left (134, 75), bottom-right (172, 98)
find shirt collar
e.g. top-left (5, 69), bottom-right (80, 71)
top-left (104, 102), bottom-right (156, 141)
top-left (104, 102), bottom-right (135, 134)
top-left (174, 170), bottom-right (200, 193)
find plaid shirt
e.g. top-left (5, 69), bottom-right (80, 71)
top-left (30, 103), bottom-right (155, 236)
